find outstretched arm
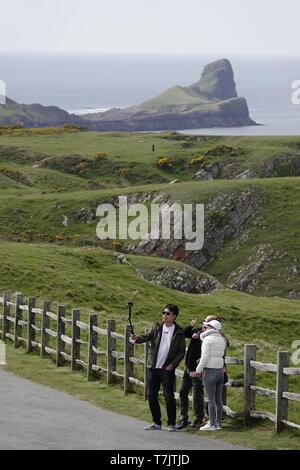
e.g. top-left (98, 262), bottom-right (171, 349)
top-left (130, 326), bottom-right (155, 344)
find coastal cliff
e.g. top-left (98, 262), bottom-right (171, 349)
top-left (84, 58), bottom-right (257, 130)
top-left (0, 58), bottom-right (257, 130)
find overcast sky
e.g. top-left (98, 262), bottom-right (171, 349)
top-left (1, 0), bottom-right (299, 55)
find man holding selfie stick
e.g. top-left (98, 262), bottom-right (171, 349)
top-left (130, 304), bottom-right (185, 432)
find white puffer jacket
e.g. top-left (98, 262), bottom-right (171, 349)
top-left (196, 329), bottom-right (227, 373)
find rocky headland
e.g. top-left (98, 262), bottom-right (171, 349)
top-left (0, 58), bottom-right (257, 131)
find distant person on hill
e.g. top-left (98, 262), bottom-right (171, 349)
top-left (191, 318), bottom-right (227, 431)
top-left (130, 304), bottom-right (185, 432)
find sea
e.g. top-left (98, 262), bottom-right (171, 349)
top-left (1, 52), bottom-right (300, 136)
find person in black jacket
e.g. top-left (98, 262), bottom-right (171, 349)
top-left (176, 319), bottom-right (205, 430)
top-left (130, 304), bottom-right (185, 432)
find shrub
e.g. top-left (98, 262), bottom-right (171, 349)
top-left (118, 167), bottom-right (129, 177)
top-left (204, 145), bottom-right (244, 157)
top-left (112, 240), bottom-right (123, 251)
top-left (95, 152), bottom-right (108, 160)
top-left (75, 162), bottom-right (90, 174)
top-left (62, 124), bottom-right (84, 132)
top-left (189, 156), bottom-right (207, 167)
top-left (0, 125), bottom-right (84, 136)
top-left (210, 210), bottom-right (229, 227)
top-left (0, 166), bottom-right (32, 186)
top-left (157, 157), bottom-right (172, 168)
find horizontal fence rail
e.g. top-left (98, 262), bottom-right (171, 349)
top-left (1, 291), bottom-right (300, 434)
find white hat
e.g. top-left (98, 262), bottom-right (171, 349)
top-left (204, 319), bottom-right (222, 331)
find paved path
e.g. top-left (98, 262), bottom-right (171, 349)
top-left (0, 369), bottom-right (245, 450)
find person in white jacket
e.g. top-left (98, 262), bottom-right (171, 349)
top-left (191, 319), bottom-right (227, 431)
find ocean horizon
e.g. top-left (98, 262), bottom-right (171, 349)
top-left (1, 52), bottom-right (300, 135)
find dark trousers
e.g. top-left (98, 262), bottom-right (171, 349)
top-left (180, 369), bottom-right (204, 421)
top-left (148, 368), bottom-right (176, 426)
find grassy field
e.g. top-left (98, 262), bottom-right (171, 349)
top-left (0, 128), bottom-right (300, 449)
top-left (1, 128), bottom-right (300, 165)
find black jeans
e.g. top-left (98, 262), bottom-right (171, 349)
top-left (180, 369), bottom-right (204, 421)
top-left (147, 368), bottom-right (176, 426)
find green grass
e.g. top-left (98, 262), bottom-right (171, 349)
top-left (135, 85), bottom-right (210, 108)
top-left (1, 132), bottom-right (300, 196)
top-left (1, 130), bottom-right (300, 449)
top-left (1, 240), bottom-right (300, 356)
top-left (1, 131), bottom-right (300, 166)
top-left (1, 176), bottom-right (300, 297)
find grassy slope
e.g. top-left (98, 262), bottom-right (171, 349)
top-left (0, 240), bottom-right (299, 350)
top-left (0, 129), bottom-right (300, 448)
top-left (0, 131), bottom-right (300, 298)
top-left (134, 86), bottom-right (210, 109)
top-left (1, 176), bottom-right (300, 297)
top-left (1, 240), bottom-right (300, 449)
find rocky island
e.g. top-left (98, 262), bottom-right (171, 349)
top-left (0, 58), bottom-right (257, 130)
top-left (85, 58), bottom-right (257, 131)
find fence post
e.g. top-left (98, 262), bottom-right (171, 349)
top-left (124, 324), bottom-right (134, 395)
top-left (2, 291), bottom-right (10, 341)
top-left (14, 293), bottom-right (23, 348)
top-left (27, 297), bottom-right (36, 353)
top-left (275, 351), bottom-right (289, 434)
top-left (144, 328), bottom-right (149, 401)
top-left (41, 300), bottom-right (51, 357)
top-left (71, 309), bottom-right (81, 371)
top-left (88, 313), bottom-right (98, 380)
top-left (107, 319), bottom-right (116, 385)
top-left (56, 305), bottom-right (66, 367)
top-left (244, 344), bottom-right (256, 426)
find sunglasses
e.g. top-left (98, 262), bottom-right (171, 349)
top-left (162, 311), bottom-right (173, 316)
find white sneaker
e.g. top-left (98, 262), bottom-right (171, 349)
top-left (199, 421), bottom-right (217, 431)
top-left (167, 425), bottom-right (177, 432)
top-left (215, 422), bottom-right (222, 430)
top-left (144, 423), bottom-right (161, 430)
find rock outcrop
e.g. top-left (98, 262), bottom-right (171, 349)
top-left (137, 266), bottom-right (223, 294)
top-left (114, 187), bottom-right (264, 272)
top-left (190, 58), bottom-right (238, 101)
top-left (72, 208), bottom-right (95, 224)
top-left (229, 245), bottom-right (283, 293)
top-left (194, 162), bottom-right (228, 181)
top-left (0, 100), bottom-right (82, 128)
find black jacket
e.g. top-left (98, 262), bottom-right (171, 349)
top-left (184, 325), bottom-right (202, 371)
top-left (135, 322), bottom-right (185, 369)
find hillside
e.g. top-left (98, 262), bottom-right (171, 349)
top-left (1, 127), bottom-right (300, 447)
top-left (1, 129), bottom-right (300, 301)
top-left (0, 240), bottom-right (299, 355)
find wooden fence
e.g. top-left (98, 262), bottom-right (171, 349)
top-left (1, 291), bottom-right (300, 434)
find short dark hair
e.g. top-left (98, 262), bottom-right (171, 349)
top-left (163, 304), bottom-right (179, 317)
